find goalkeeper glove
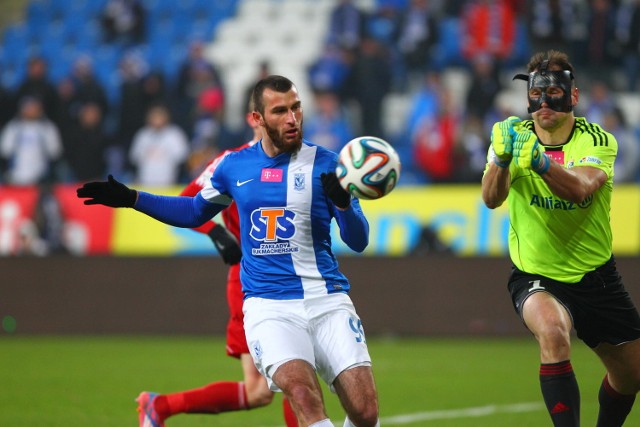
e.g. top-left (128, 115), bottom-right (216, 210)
top-left (511, 126), bottom-right (550, 174)
top-left (76, 175), bottom-right (137, 207)
top-left (208, 225), bottom-right (242, 265)
top-left (321, 172), bottom-right (351, 209)
top-left (490, 116), bottom-right (521, 167)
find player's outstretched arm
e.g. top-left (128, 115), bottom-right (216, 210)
top-left (77, 175), bottom-right (225, 228)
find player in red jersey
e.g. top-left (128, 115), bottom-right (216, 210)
top-left (135, 105), bottom-right (297, 427)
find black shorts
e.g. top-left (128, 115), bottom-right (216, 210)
top-left (508, 256), bottom-right (640, 348)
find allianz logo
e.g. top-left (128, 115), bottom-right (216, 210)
top-left (529, 194), bottom-right (593, 210)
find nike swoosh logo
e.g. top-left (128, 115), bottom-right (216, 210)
top-left (236, 178), bottom-right (254, 187)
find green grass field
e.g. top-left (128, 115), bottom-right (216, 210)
top-left (1, 336), bottom-right (638, 426)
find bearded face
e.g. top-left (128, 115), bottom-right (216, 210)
top-left (263, 113), bottom-right (303, 154)
top-left (258, 86), bottom-right (304, 156)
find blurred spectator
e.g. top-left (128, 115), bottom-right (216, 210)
top-left (187, 86), bottom-right (225, 177)
top-left (14, 56), bottom-right (59, 122)
top-left (69, 56), bottom-right (110, 120)
top-left (55, 77), bottom-right (79, 142)
top-left (308, 42), bottom-right (352, 94)
top-left (454, 115), bottom-right (489, 182)
top-left (582, 80), bottom-right (616, 125)
top-left (111, 52), bottom-right (148, 175)
top-left (460, 0), bottom-right (516, 65)
top-left (441, 0), bottom-right (468, 16)
top-left (327, 0), bottom-right (366, 50)
top-left (366, 3), bottom-right (401, 47)
top-left (141, 71), bottom-right (170, 116)
top-left (615, 0), bottom-right (640, 91)
top-left (0, 77), bottom-right (15, 130)
top-left (129, 105), bottom-right (189, 186)
top-left (303, 89), bottom-right (354, 152)
top-left (526, 0), bottom-right (576, 55)
top-left (405, 71), bottom-right (440, 139)
top-left (580, 0), bottom-right (620, 87)
top-left (31, 184), bottom-right (68, 255)
top-left (464, 53), bottom-right (501, 124)
top-left (0, 97), bottom-right (63, 185)
top-left (394, 0), bottom-right (441, 77)
top-left (174, 41), bottom-right (225, 132)
top-left (343, 36), bottom-right (393, 139)
top-left (602, 107), bottom-right (640, 183)
top-left (365, 4), bottom-right (404, 90)
top-left (101, 0), bottom-right (146, 45)
top-left (411, 87), bottom-right (459, 182)
top-left (63, 102), bottom-right (109, 182)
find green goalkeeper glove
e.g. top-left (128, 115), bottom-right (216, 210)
top-left (511, 125), bottom-right (550, 174)
top-left (490, 116), bottom-right (521, 168)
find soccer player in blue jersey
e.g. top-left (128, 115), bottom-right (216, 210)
top-left (77, 75), bottom-right (380, 427)
top-left (482, 50), bottom-right (640, 427)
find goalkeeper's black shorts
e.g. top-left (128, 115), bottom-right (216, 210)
top-left (507, 255), bottom-right (640, 348)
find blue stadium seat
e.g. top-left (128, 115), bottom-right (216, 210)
top-left (209, 0), bottom-right (239, 19)
top-left (2, 23), bottom-right (31, 51)
top-left (26, 0), bottom-right (53, 33)
top-left (71, 21), bottom-right (103, 51)
top-left (82, 0), bottom-right (109, 18)
top-left (1, 62), bottom-right (26, 89)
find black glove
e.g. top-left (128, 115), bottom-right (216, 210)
top-left (76, 175), bottom-right (137, 208)
top-left (208, 225), bottom-right (242, 265)
top-left (321, 172), bottom-right (350, 209)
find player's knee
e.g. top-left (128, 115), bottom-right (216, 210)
top-left (347, 400), bottom-right (379, 426)
top-left (286, 382), bottom-right (324, 411)
top-left (537, 322), bottom-right (571, 348)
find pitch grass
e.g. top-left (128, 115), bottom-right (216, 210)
top-left (1, 336), bottom-right (638, 426)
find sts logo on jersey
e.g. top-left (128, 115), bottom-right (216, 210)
top-left (250, 207), bottom-right (298, 255)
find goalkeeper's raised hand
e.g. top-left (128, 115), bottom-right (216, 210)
top-left (208, 225), bottom-right (242, 265)
top-left (76, 175), bottom-right (138, 207)
top-left (490, 116), bottom-right (521, 168)
top-left (511, 125), bottom-right (550, 174)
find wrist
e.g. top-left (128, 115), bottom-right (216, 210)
top-left (494, 157), bottom-right (511, 168)
top-left (533, 153), bottom-right (550, 174)
top-left (129, 190), bottom-right (138, 207)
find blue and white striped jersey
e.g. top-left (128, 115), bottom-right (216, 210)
top-left (200, 139), bottom-right (369, 300)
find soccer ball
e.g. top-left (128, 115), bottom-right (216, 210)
top-left (336, 136), bottom-right (401, 200)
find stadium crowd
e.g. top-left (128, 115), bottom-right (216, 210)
top-left (0, 0), bottom-right (638, 189)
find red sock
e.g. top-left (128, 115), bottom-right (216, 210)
top-left (154, 382), bottom-right (248, 418)
top-left (282, 396), bottom-right (298, 427)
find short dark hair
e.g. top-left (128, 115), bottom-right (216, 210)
top-left (251, 75), bottom-right (295, 115)
top-left (527, 50), bottom-right (575, 77)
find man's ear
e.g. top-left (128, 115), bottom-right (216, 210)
top-left (252, 111), bottom-right (264, 126)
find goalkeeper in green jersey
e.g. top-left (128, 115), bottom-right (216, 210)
top-left (481, 50), bottom-right (640, 427)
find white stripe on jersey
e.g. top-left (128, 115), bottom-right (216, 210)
top-left (200, 179), bottom-right (233, 205)
top-left (287, 144), bottom-right (327, 298)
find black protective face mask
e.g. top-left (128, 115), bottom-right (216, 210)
top-left (513, 62), bottom-right (574, 113)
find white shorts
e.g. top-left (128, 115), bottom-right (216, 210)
top-left (243, 293), bottom-right (372, 392)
